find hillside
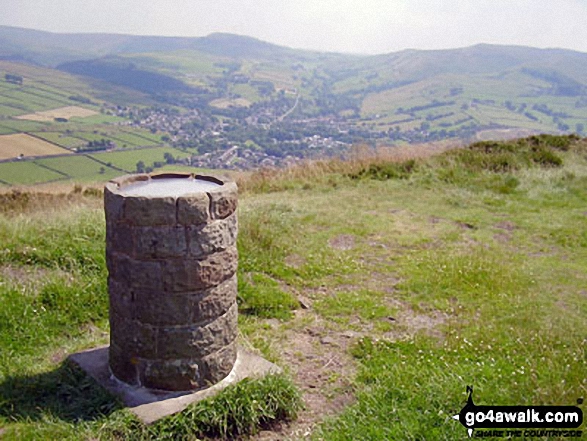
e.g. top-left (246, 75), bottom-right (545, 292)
top-left (2, 26), bottom-right (587, 186)
top-left (0, 135), bottom-right (586, 439)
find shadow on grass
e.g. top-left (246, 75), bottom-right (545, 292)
top-left (0, 360), bottom-right (121, 422)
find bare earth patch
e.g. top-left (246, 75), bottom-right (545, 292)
top-left (493, 220), bottom-right (517, 243)
top-left (252, 279), bottom-right (449, 440)
top-left (0, 133), bottom-right (71, 160)
top-left (15, 106), bottom-right (98, 122)
top-left (284, 254), bottom-right (306, 269)
top-left (0, 264), bottom-right (57, 284)
top-left (209, 98), bottom-right (252, 109)
top-left (255, 312), bottom-right (356, 440)
top-left (328, 234), bottom-right (355, 251)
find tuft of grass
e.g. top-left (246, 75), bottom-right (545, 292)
top-left (103, 374), bottom-right (302, 441)
top-left (235, 142), bottom-right (454, 194)
top-left (238, 273), bottom-right (299, 320)
top-left (314, 289), bottom-right (395, 325)
top-left (0, 273), bottom-right (108, 356)
top-left (237, 203), bottom-right (294, 275)
top-left (348, 159), bottom-right (417, 181)
top-left (0, 207), bottom-right (105, 273)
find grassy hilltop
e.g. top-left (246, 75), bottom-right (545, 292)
top-left (0, 135), bottom-right (586, 439)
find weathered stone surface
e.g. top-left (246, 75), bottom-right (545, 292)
top-left (140, 358), bottom-right (201, 391)
top-left (134, 225), bottom-right (187, 259)
top-left (109, 342), bottom-right (138, 386)
top-left (106, 222), bottom-right (134, 254)
top-left (154, 303), bottom-right (238, 359)
top-left (110, 312), bottom-right (159, 359)
top-left (128, 275), bottom-right (237, 327)
top-left (109, 174), bottom-right (149, 186)
top-left (106, 173), bottom-right (239, 391)
top-left (104, 186), bottom-right (125, 223)
top-left (187, 213), bottom-right (237, 257)
top-left (195, 275), bottom-right (237, 324)
top-left (108, 252), bottom-right (165, 290)
top-left (177, 192), bottom-right (209, 226)
top-left (200, 340), bottom-right (238, 385)
top-left (108, 279), bottom-right (138, 320)
top-left (124, 196), bottom-right (177, 226)
top-left (128, 258), bottom-right (163, 291)
top-left (106, 251), bottom-right (131, 282)
top-left (162, 247), bottom-right (237, 292)
top-left (208, 182), bottom-right (238, 220)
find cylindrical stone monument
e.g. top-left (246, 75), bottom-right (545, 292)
top-left (104, 172), bottom-right (238, 391)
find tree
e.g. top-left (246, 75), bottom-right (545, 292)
top-left (136, 161), bottom-right (146, 173)
top-left (163, 152), bottom-right (175, 164)
top-left (5, 74), bottom-right (23, 85)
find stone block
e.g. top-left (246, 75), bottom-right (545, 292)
top-left (130, 275), bottom-right (237, 327)
top-left (110, 312), bottom-right (158, 359)
top-left (104, 186), bottom-right (125, 224)
top-left (106, 251), bottom-right (131, 282)
top-left (124, 196), bottom-right (177, 226)
top-left (208, 182), bottom-right (238, 220)
top-left (134, 225), bottom-right (187, 259)
top-left (154, 303), bottom-right (238, 359)
top-left (177, 192), bottom-right (210, 226)
top-left (187, 213), bottom-right (237, 257)
top-left (139, 358), bottom-right (201, 391)
top-left (108, 279), bottom-right (139, 320)
top-left (127, 258), bottom-right (163, 291)
top-left (162, 247), bottom-right (237, 292)
top-left (106, 222), bottom-right (134, 254)
top-left (109, 342), bottom-right (138, 385)
top-left (200, 340), bottom-right (238, 385)
top-left (194, 275), bottom-right (237, 324)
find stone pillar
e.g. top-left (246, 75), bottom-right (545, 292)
top-left (104, 173), bottom-right (238, 391)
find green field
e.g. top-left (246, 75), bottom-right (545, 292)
top-left (0, 119), bottom-right (51, 133)
top-left (30, 127), bottom-right (164, 150)
top-left (31, 132), bottom-right (86, 149)
top-left (35, 155), bottom-right (121, 181)
top-left (91, 147), bottom-right (191, 172)
top-left (0, 147), bottom-right (194, 185)
top-left (0, 105), bottom-right (26, 117)
top-left (69, 114), bottom-right (124, 125)
top-left (107, 131), bottom-right (159, 147)
top-left (0, 160), bottom-right (66, 185)
top-left (0, 123), bottom-right (17, 135)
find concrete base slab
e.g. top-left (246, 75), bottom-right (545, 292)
top-left (68, 345), bottom-right (281, 424)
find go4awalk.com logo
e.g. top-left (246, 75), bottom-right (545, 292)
top-left (452, 386), bottom-right (584, 438)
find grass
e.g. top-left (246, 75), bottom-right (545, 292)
top-left (0, 134), bottom-right (586, 439)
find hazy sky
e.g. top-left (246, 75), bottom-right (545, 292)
top-left (1, 0), bottom-right (586, 54)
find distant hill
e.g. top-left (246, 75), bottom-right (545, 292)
top-left (0, 26), bottom-right (317, 66)
top-left (2, 25), bottom-right (587, 151)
